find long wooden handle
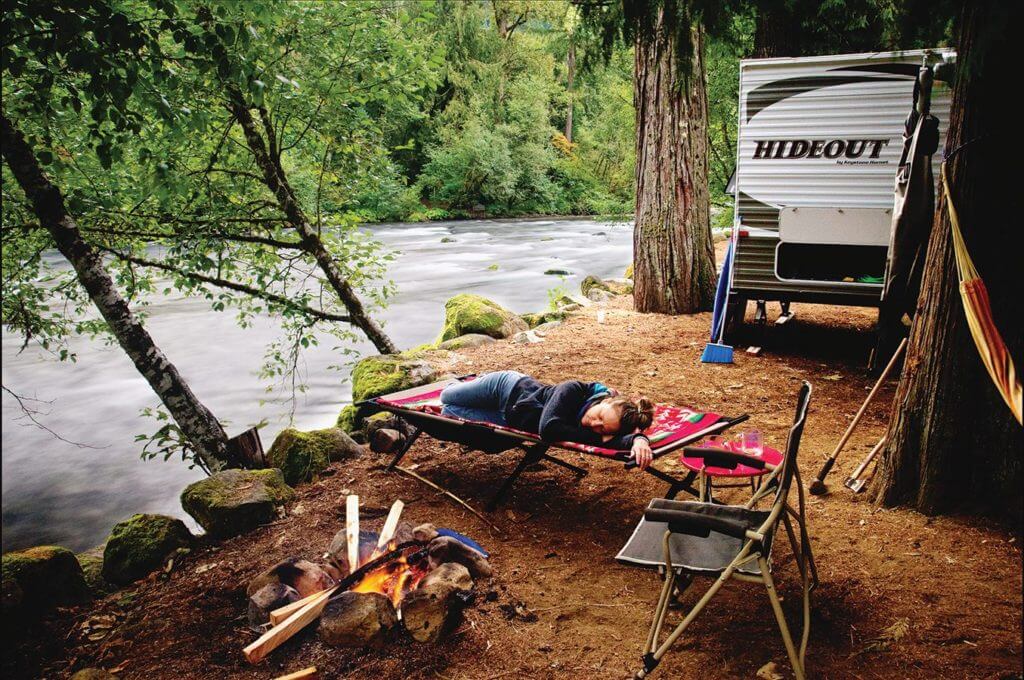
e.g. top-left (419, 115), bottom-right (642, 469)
top-left (849, 436), bottom-right (886, 480)
top-left (825, 337), bottom-right (907, 463)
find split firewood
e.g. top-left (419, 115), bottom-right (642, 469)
top-left (244, 588), bottom-right (333, 663)
top-left (273, 668), bottom-right (318, 680)
top-left (346, 495), bottom-right (360, 574)
top-left (400, 581), bottom-right (466, 644)
top-left (247, 558), bottom-right (336, 598)
top-left (427, 536), bottom-right (492, 578)
top-left (269, 589), bottom-right (329, 626)
top-left (248, 583), bottom-right (300, 629)
top-left (318, 591), bottom-right (399, 649)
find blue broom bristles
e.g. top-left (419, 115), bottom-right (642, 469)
top-left (701, 342), bottom-right (734, 364)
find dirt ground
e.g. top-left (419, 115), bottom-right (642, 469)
top-left (6, 295), bottom-right (1022, 680)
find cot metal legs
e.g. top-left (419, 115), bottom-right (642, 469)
top-left (486, 444), bottom-right (587, 511)
top-left (386, 425), bottom-right (423, 471)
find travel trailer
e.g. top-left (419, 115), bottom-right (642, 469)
top-left (724, 48), bottom-right (956, 338)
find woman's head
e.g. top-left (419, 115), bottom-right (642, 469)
top-left (581, 396), bottom-right (655, 436)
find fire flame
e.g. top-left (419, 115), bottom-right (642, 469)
top-left (349, 541), bottom-right (428, 608)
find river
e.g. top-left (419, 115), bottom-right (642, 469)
top-left (1, 217), bottom-right (633, 552)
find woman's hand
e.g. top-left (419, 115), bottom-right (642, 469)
top-left (631, 437), bottom-right (653, 470)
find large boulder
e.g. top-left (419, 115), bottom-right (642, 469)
top-left (1, 546), bottom-right (89, 613)
top-left (181, 468), bottom-right (295, 538)
top-left (336, 404), bottom-right (361, 435)
top-left (267, 428), bottom-right (362, 486)
top-left (102, 514), bottom-right (193, 585)
top-left (350, 353), bottom-right (439, 403)
top-left (437, 333), bottom-right (496, 351)
top-left (438, 294), bottom-right (527, 342)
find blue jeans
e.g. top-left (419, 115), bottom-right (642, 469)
top-left (440, 371), bottom-right (526, 426)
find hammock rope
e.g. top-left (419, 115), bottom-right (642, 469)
top-left (940, 163), bottom-right (1023, 424)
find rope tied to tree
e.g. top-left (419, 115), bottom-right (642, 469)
top-left (940, 162), bottom-right (1022, 424)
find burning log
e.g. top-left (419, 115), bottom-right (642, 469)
top-left (426, 536), bottom-right (492, 578)
top-left (247, 558), bottom-right (336, 598)
top-left (318, 591), bottom-right (399, 649)
top-left (249, 583), bottom-right (300, 629)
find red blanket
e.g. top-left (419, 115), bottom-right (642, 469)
top-left (374, 380), bottom-right (722, 457)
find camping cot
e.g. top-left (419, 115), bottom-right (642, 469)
top-left (358, 376), bottom-right (749, 510)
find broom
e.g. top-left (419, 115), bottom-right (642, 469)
top-left (701, 226), bottom-right (737, 364)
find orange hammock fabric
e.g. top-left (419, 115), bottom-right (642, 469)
top-left (941, 164), bottom-right (1023, 424)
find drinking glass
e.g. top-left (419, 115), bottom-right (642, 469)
top-left (740, 430), bottom-right (763, 457)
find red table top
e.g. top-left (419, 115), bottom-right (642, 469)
top-left (680, 441), bottom-right (783, 477)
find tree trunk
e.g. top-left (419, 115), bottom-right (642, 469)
top-left (632, 17), bottom-right (715, 314)
top-left (564, 40), bottom-right (575, 143)
top-left (752, 5), bottom-right (801, 58)
top-left (872, 1), bottom-right (1022, 520)
top-left (1, 114), bottom-right (231, 472)
top-left (226, 90), bottom-right (398, 355)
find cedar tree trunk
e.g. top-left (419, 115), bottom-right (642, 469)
top-left (632, 17), bottom-right (716, 314)
top-left (1, 113), bottom-right (231, 471)
top-left (872, 1), bottom-right (1022, 520)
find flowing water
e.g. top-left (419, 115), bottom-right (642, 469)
top-left (1, 217), bottom-right (633, 552)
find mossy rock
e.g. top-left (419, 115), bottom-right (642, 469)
top-left (624, 263), bottom-right (634, 279)
top-left (1, 546), bottom-right (89, 613)
top-left (336, 404), bottom-right (361, 434)
top-left (71, 670), bottom-right (118, 680)
top-left (522, 311), bottom-right (566, 328)
top-left (76, 545), bottom-right (114, 596)
top-left (181, 469), bottom-right (295, 538)
top-left (267, 427), bottom-right (362, 486)
top-left (438, 333), bottom-right (497, 350)
top-left (581, 275), bottom-right (612, 298)
top-left (440, 237), bottom-right (455, 243)
top-left (603, 278), bottom-right (633, 295)
top-left (544, 268), bottom-right (572, 276)
top-left (439, 294), bottom-right (526, 342)
top-left (102, 514), bottom-right (193, 585)
top-left (351, 354), bottom-right (439, 403)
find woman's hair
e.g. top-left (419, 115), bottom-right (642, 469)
top-left (605, 396), bottom-right (655, 433)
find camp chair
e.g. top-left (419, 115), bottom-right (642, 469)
top-left (359, 376), bottom-right (749, 510)
top-left (615, 382), bottom-right (816, 679)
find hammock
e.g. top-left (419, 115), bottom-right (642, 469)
top-left (941, 164), bottom-right (1023, 424)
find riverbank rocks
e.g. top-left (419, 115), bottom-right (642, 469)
top-left (181, 468), bottom-right (294, 538)
top-left (581, 275), bottom-right (613, 301)
top-left (1, 546), bottom-right (89, 614)
top-left (603, 277), bottom-right (633, 295)
top-left (438, 333), bottom-right (496, 351)
top-left (351, 352), bottom-right (440, 402)
top-left (102, 514), bottom-right (193, 585)
top-left (520, 311), bottom-right (565, 328)
top-left (439, 294), bottom-right (527, 342)
top-left (76, 545), bottom-right (114, 596)
top-left (268, 427), bottom-right (362, 486)
top-left (544, 268), bottom-right (572, 276)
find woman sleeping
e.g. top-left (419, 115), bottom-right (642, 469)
top-left (439, 370), bottom-right (655, 469)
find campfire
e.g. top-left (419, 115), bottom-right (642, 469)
top-left (243, 497), bottom-right (491, 665)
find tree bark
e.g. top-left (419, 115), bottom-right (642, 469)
top-left (1, 113), bottom-right (231, 471)
top-left (872, 1), bottom-right (1022, 520)
top-left (632, 17), bottom-right (716, 314)
top-left (752, 4), bottom-right (802, 58)
top-left (226, 90), bottom-right (398, 355)
top-left (564, 40), bottom-right (575, 143)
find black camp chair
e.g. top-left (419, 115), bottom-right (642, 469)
top-left (616, 382), bottom-right (816, 680)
